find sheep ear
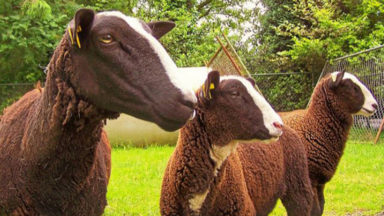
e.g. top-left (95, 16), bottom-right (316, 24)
top-left (147, 21), bottom-right (175, 39)
top-left (200, 71), bottom-right (220, 100)
top-left (246, 77), bottom-right (256, 87)
top-left (68, 8), bottom-right (95, 48)
top-left (329, 70), bottom-right (345, 90)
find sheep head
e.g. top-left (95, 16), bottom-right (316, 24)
top-left (197, 71), bottom-right (283, 144)
top-left (65, 9), bottom-right (196, 131)
top-left (327, 71), bottom-right (378, 117)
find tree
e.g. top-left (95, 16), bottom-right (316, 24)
top-left (277, 0), bottom-right (384, 78)
top-left (238, 0), bottom-right (384, 111)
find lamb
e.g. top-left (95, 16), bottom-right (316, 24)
top-left (0, 9), bottom-right (197, 215)
top-left (279, 71), bottom-right (378, 215)
top-left (160, 71), bottom-right (285, 216)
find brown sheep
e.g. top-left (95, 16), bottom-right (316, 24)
top-left (280, 71), bottom-right (378, 215)
top-left (160, 71), bottom-right (284, 216)
top-left (237, 127), bottom-right (313, 216)
top-left (0, 9), bottom-right (198, 215)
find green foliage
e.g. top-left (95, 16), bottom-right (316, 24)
top-left (0, 14), bottom-right (67, 83)
top-left (132, 0), bottom-right (255, 67)
top-left (22, 0), bottom-right (52, 20)
top-left (141, 1), bottom-right (219, 67)
top-left (276, 0), bottom-right (384, 74)
top-left (240, 0), bottom-right (384, 111)
top-left (0, 0), bottom-right (69, 83)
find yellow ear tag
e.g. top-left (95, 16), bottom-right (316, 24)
top-left (202, 83), bottom-right (207, 98)
top-left (208, 83), bottom-right (215, 99)
top-left (76, 26), bottom-right (82, 48)
top-left (67, 27), bottom-right (75, 45)
top-left (209, 83), bottom-right (215, 90)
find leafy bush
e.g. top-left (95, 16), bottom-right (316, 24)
top-left (0, 0), bottom-right (69, 83)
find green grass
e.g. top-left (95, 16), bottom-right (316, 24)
top-left (104, 141), bottom-right (384, 216)
top-left (104, 147), bottom-right (174, 216)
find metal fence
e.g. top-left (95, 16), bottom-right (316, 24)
top-left (207, 34), bottom-right (313, 112)
top-left (251, 72), bottom-right (313, 112)
top-left (318, 45), bottom-right (384, 142)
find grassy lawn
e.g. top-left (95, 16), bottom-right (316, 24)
top-left (104, 141), bottom-right (384, 216)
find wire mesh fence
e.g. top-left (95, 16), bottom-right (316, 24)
top-left (318, 45), bottom-right (384, 142)
top-left (251, 72), bottom-right (313, 111)
top-left (207, 34), bottom-right (312, 111)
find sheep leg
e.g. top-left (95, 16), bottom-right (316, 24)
top-left (310, 185), bottom-right (323, 216)
top-left (317, 184), bottom-right (325, 215)
top-left (281, 178), bottom-right (313, 216)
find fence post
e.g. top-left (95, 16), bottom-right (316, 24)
top-left (374, 118), bottom-right (384, 144)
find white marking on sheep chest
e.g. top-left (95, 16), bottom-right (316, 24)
top-left (331, 72), bottom-right (378, 115)
top-left (188, 142), bottom-right (238, 213)
top-left (189, 188), bottom-right (210, 213)
top-left (210, 141), bottom-right (238, 176)
top-left (99, 11), bottom-right (197, 104)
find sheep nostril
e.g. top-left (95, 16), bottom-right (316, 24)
top-left (372, 103), bottom-right (378, 110)
top-left (273, 122), bottom-right (283, 130)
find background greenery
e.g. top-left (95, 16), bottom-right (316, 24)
top-left (104, 141), bottom-right (384, 215)
top-left (2, 0), bottom-right (384, 113)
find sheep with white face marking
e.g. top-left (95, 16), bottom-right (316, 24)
top-left (160, 71), bottom-right (284, 216)
top-left (0, 9), bottom-right (197, 215)
top-left (280, 71), bottom-right (378, 215)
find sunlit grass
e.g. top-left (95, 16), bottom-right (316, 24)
top-left (270, 141), bottom-right (384, 215)
top-left (104, 146), bottom-right (174, 216)
top-left (104, 141), bottom-right (384, 216)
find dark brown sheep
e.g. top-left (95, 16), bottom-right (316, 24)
top-left (237, 127), bottom-right (313, 216)
top-left (0, 9), bottom-right (197, 215)
top-left (280, 71), bottom-right (378, 215)
top-left (160, 71), bottom-right (284, 216)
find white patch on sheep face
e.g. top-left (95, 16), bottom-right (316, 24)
top-left (220, 76), bottom-right (283, 138)
top-left (331, 72), bottom-right (378, 116)
top-left (98, 11), bottom-right (197, 105)
top-left (189, 188), bottom-right (210, 213)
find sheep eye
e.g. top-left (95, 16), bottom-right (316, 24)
top-left (230, 91), bottom-right (240, 97)
top-left (99, 34), bottom-right (114, 44)
top-left (351, 85), bottom-right (359, 92)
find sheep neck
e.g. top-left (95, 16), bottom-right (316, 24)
top-left (304, 82), bottom-right (353, 182)
top-left (176, 111), bottom-right (236, 214)
top-left (22, 37), bottom-right (117, 190)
